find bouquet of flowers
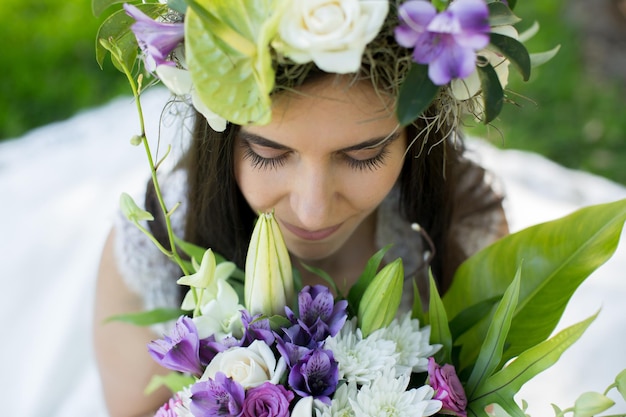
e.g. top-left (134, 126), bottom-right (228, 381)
top-left (94, 0), bottom-right (626, 415)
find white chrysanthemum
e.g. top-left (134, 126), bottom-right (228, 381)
top-left (324, 318), bottom-right (397, 384)
top-left (380, 312), bottom-right (442, 374)
top-left (350, 370), bottom-right (442, 417)
top-left (314, 381), bottom-right (358, 417)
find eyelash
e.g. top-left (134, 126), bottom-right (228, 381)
top-left (240, 142), bottom-right (391, 171)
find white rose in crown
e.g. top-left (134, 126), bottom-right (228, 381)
top-left (274, 0), bottom-right (389, 74)
top-left (451, 25), bottom-right (519, 101)
top-left (201, 340), bottom-right (287, 388)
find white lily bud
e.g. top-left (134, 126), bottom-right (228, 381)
top-left (358, 258), bottom-right (404, 337)
top-left (244, 211), bottom-right (294, 316)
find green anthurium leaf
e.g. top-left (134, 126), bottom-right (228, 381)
top-left (428, 272), bottom-right (452, 364)
top-left (145, 372), bottom-right (195, 395)
top-left (471, 313), bottom-right (597, 408)
top-left (95, 4), bottom-right (167, 70)
top-left (489, 33), bottom-right (531, 81)
top-left (487, 1), bottom-right (521, 27)
top-left (347, 244), bottom-right (392, 314)
top-left (465, 268), bottom-right (521, 398)
top-left (530, 45), bottom-right (561, 68)
top-left (442, 199), bottom-right (626, 370)
top-left (476, 63), bottom-right (504, 124)
top-left (396, 63), bottom-right (440, 127)
top-left (185, 0), bottom-right (288, 126)
top-left (448, 295), bottom-right (499, 340)
top-left (105, 308), bottom-right (188, 326)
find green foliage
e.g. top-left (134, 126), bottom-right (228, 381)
top-left (0, 0), bottom-right (130, 140)
top-left (467, 1), bottom-right (626, 185)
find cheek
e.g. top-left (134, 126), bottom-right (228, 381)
top-left (234, 157), bottom-right (284, 212)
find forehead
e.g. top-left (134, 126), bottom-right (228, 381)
top-left (241, 76), bottom-right (399, 150)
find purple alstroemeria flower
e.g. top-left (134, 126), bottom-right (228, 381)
top-left (276, 331), bottom-right (313, 368)
top-left (395, 0), bottom-right (491, 85)
top-left (240, 310), bottom-right (276, 347)
top-left (147, 316), bottom-right (203, 377)
top-left (428, 357), bottom-right (468, 417)
top-left (190, 372), bottom-right (245, 417)
top-left (123, 3), bottom-right (184, 72)
top-left (286, 285), bottom-right (348, 342)
top-left (242, 382), bottom-right (294, 417)
top-left (198, 334), bottom-right (238, 367)
top-left (288, 348), bottom-right (338, 404)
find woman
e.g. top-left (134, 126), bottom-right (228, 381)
top-left (93, 1), bottom-right (511, 415)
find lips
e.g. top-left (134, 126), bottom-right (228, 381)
top-left (281, 220), bottom-right (342, 241)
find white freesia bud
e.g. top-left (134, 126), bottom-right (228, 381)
top-left (274, 0), bottom-right (389, 74)
top-left (244, 211), bottom-right (294, 316)
top-left (358, 258), bottom-right (404, 337)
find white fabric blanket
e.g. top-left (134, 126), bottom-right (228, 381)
top-left (1, 88), bottom-right (624, 416)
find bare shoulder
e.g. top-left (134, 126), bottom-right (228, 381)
top-left (93, 228), bottom-right (171, 417)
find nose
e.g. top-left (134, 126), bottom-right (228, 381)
top-left (289, 162), bottom-right (335, 230)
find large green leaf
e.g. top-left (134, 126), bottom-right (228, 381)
top-left (476, 63), bottom-right (504, 124)
top-left (443, 199), bottom-right (626, 369)
top-left (105, 307), bottom-right (187, 326)
top-left (185, 0), bottom-right (287, 126)
top-left (396, 63), bottom-right (440, 127)
top-left (489, 33), bottom-right (531, 82)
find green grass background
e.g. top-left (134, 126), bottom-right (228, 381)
top-left (2, 0), bottom-right (625, 184)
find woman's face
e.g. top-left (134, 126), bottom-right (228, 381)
top-left (234, 76), bottom-right (407, 262)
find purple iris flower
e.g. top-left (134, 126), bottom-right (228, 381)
top-left (123, 3), bottom-right (184, 72)
top-left (395, 0), bottom-right (491, 85)
top-left (147, 316), bottom-right (203, 377)
top-left (190, 372), bottom-right (245, 417)
top-left (288, 348), bottom-right (338, 404)
top-left (240, 310), bottom-right (276, 347)
top-left (286, 285), bottom-right (348, 342)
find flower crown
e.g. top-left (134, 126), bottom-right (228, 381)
top-left (94, 0), bottom-right (558, 133)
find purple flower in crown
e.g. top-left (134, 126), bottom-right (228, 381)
top-left (148, 316), bottom-right (203, 377)
top-left (242, 382), bottom-right (294, 417)
top-left (288, 348), bottom-right (338, 404)
top-left (190, 372), bottom-right (245, 417)
top-left (286, 285), bottom-right (348, 343)
top-left (395, 0), bottom-right (491, 85)
top-left (123, 3), bottom-right (184, 72)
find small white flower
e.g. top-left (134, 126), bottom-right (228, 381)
top-left (324, 318), bottom-right (397, 385)
top-left (191, 278), bottom-right (245, 340)
top-left (451, 25), bottom-right (519, 101)
top-left (314, 381), bottom-right (358, 417)
top-left (201, 340), bottom-right (286, 388)
top-left (155, 65), bottom-right (227, 132)
top-left (380, 312), bottom-right (441, 375)
top-left (350, 370), bottom-right (442, 417)
top-left (274, 0), bottom-right (389, 74)
top-left (173, 386), bottom-right (194, 417)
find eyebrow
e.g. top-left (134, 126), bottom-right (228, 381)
top-left (238, 130), bottom-right (401, 152)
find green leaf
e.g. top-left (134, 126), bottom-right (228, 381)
top-left (476, 63), bottom-right (504, 124)
top-left (465, 268), bottom-right (521, 398)
top-left (411, 279), bottom-right (425, 325)
top-left (144, 372), bottom-right (195, 395)
top-left (347, 244), bottom-right (392, 314)
top-left (489, 33), bottom-right (531, 81)
top-left (95, 4), bottom-right (167, 70)
top-left (448, 296), bottom-right (500, 340)
top-left (428, 272), bottom-right (452, 364)
top-left (573, 391), bottom-right (615, 417)
top-left (105, 308), bottom-right (187, 326)
top-left (530, 45), bottom-right (561, 68)
top-left (443, 199), bottom-right (626, 369)
top-left (300, 263), bottom-right (340, 296)
top-left (396, 63), bottom-right (440, 127)
top-left (92, 0), bottom-right (133, 17)
top-left (167, 0), bottom-right (189, 14)
top-left (185, 0), bottom-right (288, 125)
top-left (487, 2), bottom-right (521, 27)
top-left (471, 313), bottom-right (597, 408)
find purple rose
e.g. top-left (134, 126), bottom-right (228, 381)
top-left (242, 382), bottom-right (294, 417)
top-left (428, 357), bottom-right (468, 417)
